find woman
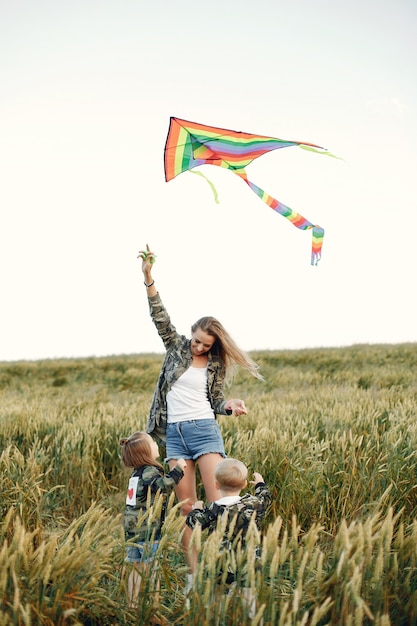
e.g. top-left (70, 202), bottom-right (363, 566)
top-left (138, 244), bottom-right (263, 580)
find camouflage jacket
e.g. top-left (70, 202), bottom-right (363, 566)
top-left (185, 482), bottom-right (272, 552)
top-left (146, 292), bottom-right (232, 445)
top-left (123, 463), bottom-right (184, 542)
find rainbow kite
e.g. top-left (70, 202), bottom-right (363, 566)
top-left (164, 117), bottom-right (335, 265)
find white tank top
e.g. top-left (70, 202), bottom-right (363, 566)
top-left (167, 366), bottom-right (215, 423)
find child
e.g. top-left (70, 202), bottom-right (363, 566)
top-left (120, 431), bottom-right (186, 608)
top-left (185, 458), bottom-right (271, 619)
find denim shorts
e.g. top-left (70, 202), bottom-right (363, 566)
top-left (125, 540), bottom-right (160, 564)
top-left (166, 419), bottom-right (226, 461)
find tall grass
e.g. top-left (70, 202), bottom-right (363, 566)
top-left (1, 344), bottom-right (417, 624)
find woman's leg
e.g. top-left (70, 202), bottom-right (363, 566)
top-left (181, 452), bottom-right (223, 579)
top-left (169, 458), bottom-right (197, 515)
top-left (169, 459), bottom-right (198, 573)
top-left (197, 452), bottom-right (223, 502)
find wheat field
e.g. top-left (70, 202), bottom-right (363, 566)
top-left (1, 344), bottom-right (417, 625)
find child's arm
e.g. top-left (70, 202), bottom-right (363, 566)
top-left (168, 458), bottom-right (187, 483)
top-left (142, 464), bottom-right (185, 494)
top-left (186, 503), bottom-right (217, 531)
top-left (254, 482), bottom-right (272, 507)
top-left (250, 471), bottom-right (272, 512)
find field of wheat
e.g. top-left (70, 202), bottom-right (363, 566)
top-left (1, 344), bottom-right (417, 625)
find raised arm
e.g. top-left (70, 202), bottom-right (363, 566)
top-left (138, 243), bottom-right (157, 297)
top-left (137, 244), bottom-right (181, 349)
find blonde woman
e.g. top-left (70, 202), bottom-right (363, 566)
top-left (138, 244), bottom-right (263, 587)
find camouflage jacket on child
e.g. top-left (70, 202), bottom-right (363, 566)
top-left (185, 482), bottom-right (272, 552)
top-left (124, 463), bottom-right (183, 543)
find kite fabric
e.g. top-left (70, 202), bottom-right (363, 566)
top-left (164, 117), bottom-right (334, 265)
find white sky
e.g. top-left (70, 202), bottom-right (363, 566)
top-left (1, 0), bottom-right (416, 362)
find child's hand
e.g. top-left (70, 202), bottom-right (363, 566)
top-left (192, 500), bottom-right (204, 510)
top-left (250, 471), bottom-right (264, 485)
top-left (177, 458), bottom-right (187, 471)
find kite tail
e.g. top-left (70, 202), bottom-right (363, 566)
top-left (311, 226), bottom-right (324, 266)
top-left (235, 169), bottom-right (324, 266)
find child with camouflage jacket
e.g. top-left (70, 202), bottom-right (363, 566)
top-left (120, 431), bottom-right (186, 608)
top-left (185, 458), bottom-right (271, 618)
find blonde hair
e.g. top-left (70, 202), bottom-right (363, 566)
top-left (215, 458), bottom-right (248, 492)
top-left (191, 316), bottom-right (263, 382)
top-left (119, 431), bottom-right (162, 470)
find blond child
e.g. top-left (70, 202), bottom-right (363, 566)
top-left (186, 458), bottom-right (271, 619)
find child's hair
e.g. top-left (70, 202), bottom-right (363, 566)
top-left (119, 431), bottom-right (162, 470)
top-left (215, 458), bottom-right (248, 492)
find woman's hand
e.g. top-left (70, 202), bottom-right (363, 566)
top-left (138, 243), bottom-right (157, 291)
top-left (137, 243), bottom-right (156, 275)
top-left (225, 399), bottom-right (247, 416)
